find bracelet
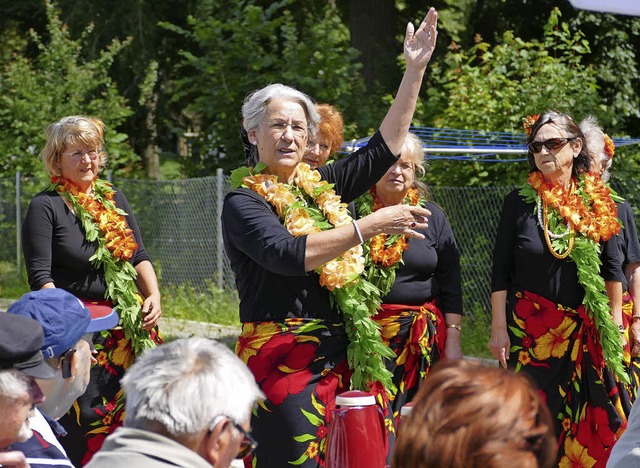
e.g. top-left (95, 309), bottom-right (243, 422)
top-left (447, 323), bottom-right (461, 332)
top-left (618, 324), bottom-right (625, 333)
top-left (632, 315), bottom-right (640, 322)
top-left (352, 220), bottom-right (364, 244)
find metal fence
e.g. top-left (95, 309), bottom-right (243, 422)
top-left (3, 174), bottom-right (639, 325)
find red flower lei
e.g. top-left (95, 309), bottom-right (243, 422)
top-left (369, 187), bottom-right (420, 267)
top-left (52, 176), bottom-right (138, 260)
top-left (528, 171), bottom-right (619, 243)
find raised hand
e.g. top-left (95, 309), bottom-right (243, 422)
top-left (404, 7), bottom-right (438, 71)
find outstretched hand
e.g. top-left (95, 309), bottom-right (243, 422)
top-left (404, 7), bottom-right (438, 71)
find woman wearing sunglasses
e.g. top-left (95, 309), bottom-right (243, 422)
top-left (490, 111), bottom-right (627, 465)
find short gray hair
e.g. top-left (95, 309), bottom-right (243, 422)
top-left (122, 338), bottom-right (263, 441)
top-left (242, 83), bottom-right (320, 136)
top-left (0, 369), bottom-right (30, 398)
top-left (580, 115), bottom-right (612, 182)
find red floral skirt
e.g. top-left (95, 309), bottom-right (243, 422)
top-left (616, 291), bottom-right (640, 409)
top-left (508, 290), bottom-right (630, 466)
top-left (58, 299), bottom-right (163, 466)
top-left (372, 301), bottom-right (445, 419)
top-left (236, 318), bottom-right (394, 468)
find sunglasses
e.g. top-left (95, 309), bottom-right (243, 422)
top-left (61, 348), bottom-right (77, 379)
top-left (528, 137), bottom-right (576, 154)
top-left (208, 416), bottom-right (258, 460)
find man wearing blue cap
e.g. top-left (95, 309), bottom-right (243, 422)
top-left (6, 288), bottom-right (119, 468)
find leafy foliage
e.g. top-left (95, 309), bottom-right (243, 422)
top-left (0, 0), bottom-right (137, 178)
top-left (161, 0), bottom-right (366, 176)
top-left (422, 8), bottom-right (606, 187)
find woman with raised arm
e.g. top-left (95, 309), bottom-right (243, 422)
top-left (222, 7), bottom-right (438, 467)
top-left (490, 111), bottom-right (626, 465)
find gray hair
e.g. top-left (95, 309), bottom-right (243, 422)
top-left (242, 83), bottom-right (320, 136)
top-left (121, 338), bottom-right (263, 441)
top-left (580, 115), bottom-right (612, 182)
top-left (0, 369), bottom-right (30, 398)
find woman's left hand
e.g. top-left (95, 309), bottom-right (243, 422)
top-left (631, 320), bottom-right (640, 357)
top-left (141, 293), bottom-right (162, 330)
top-left (404, 7), bottom-right (438, 71)
top-left (444, 330), bottom-right (463, 360)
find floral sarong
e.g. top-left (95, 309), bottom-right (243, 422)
top-left (373, 301), bottom-right (445, 418)
top-left (59, 299), bottom-right (163, 466)
top-left (508, 290), bottom-right (628, 466)
top-left (616, 291), bottom-right (640, 410)
top-left (236, 318), bottom-right (394, 467)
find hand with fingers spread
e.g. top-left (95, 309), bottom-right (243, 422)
top-left (404, 7), bottom-right (438, 71)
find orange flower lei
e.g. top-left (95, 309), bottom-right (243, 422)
top-left (369, 187), bottom-right (420, 267)
top-left (528, 171), bottom-right (619, 244)
top-left (603, 134), bottom-right (615, 159)
top-left (242, 163), bottom-right (364, 291)
top-left (52, 177), bottom-right (138, 260)
top-left (49, 176), bottom-right (154, 354)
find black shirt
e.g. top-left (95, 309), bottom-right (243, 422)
top-left (22, 187), bottom-right (150, 299)
top-left (491, 189), bottom-right (623, 309)
top-left (616, 200), bottom-right (640, 291)
top-left (382, 201), bottom-right (463, 314)
top-left (222, 131), bottom-right (397, 323)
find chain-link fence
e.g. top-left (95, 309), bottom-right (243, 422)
top-left (2, 174), bottom-right (639, 325)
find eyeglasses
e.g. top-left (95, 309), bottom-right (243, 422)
top-left (208, 416), bottom-right (258, 460)
top-left (63, 149), bottom-right (100, 161)
top-left (265, 121), bottom-right (308, 139)
top-left (61, 348), bottom-right (77, 379)
top-left (528, 137), bottom-right (576, 154)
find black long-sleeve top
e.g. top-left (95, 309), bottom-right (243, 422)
top-left (616, 200), bottom-right (640, 292)
top-left (381, 201), bottom-right (463, 314)
top-left (22, 187), bottom-right (150, 300)
top-left (222, 131), bottom-right (397, 323)
top-left (491, 189), bottom-right (623, 309)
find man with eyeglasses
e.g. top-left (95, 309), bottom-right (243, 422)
top-left (86, 337), bottom-right (263, 468)
top-left (7, 288), bottom-right (119, 468)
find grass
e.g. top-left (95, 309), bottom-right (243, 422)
top-left (0, 262), bottom-right (492, 358)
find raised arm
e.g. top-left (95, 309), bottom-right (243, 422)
top-left (379, 7), bottom-right (438, 155)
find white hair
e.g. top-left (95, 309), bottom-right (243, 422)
top-left (580, 115), bottom-right (612, 182)
top-left (242, 83), bottom-right (320, 136)
top-left (121, 338), bottom-right (263, 440)
top-left (0, 369), bottom-right (30, 398)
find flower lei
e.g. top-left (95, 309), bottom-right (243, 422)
top-left (355, 187), bottom-right (423, 295)
top-left (230, 163), bottom-right (396, 392)
top-left (519, 172), bottom-right (628, 383)
top-left (49, 176), bottom-right (155, 355)
top-left (604, 133), bottom-right (615, 159)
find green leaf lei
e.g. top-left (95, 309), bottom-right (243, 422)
top-left (231, 165), bottom-right (396, 393)
top-left (354, 189), bottom-right (425, 297)
top-left (519, 176), bottom-right (628, 384)
top-left (49, 178), bottom-right (155, 355)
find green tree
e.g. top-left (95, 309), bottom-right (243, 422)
top-left (422, 8), bottom-right (607, 186)
top-left (162, 0), bottom-right (367, 176)
top-left (0, 0), bottom-right (137, 178)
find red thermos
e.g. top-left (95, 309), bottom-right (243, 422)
top-left (325, 390), bottom-right (388, 468)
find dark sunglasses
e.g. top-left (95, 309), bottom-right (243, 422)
top-left (528, 137), bottom-right (576, 154)
top-left (208, 417), bottom-right (258, 460)
top-left (61, 348), bottom-right (77, 379)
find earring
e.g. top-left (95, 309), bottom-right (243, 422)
top-left (250, 140), bottom-right (257, 145)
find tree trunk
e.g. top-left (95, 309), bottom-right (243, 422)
top-left (348, 0), bottom-right (398, 91)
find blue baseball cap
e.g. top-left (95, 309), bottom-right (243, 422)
top-left (7, 289), bottom-right (119, 359)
